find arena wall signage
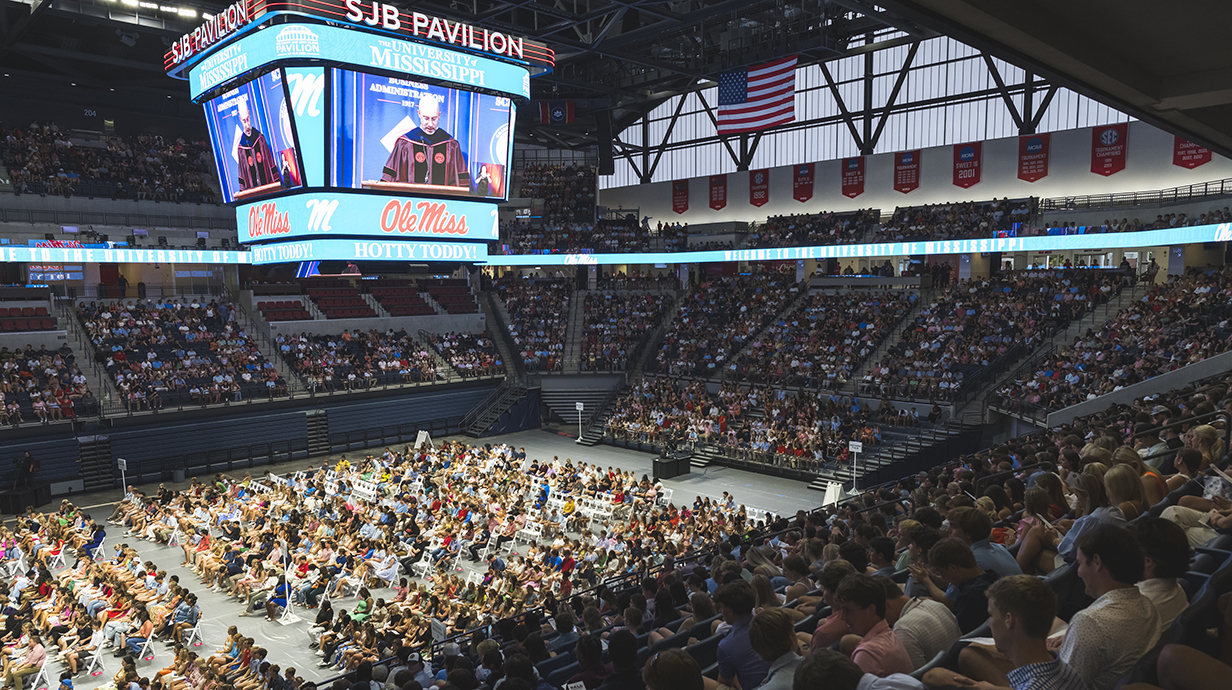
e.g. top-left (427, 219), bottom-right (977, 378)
top-left (187, 23), bottom-right (531, 100)
top-left (249, 238), bottom-right (488, 264)
top-left (166, 0), bottom-right (554, 75)
top-left (481, 222), bottom-right (1232, 267)
top-left (0, 247), bottom-right (251, 265)
top-left (236, 192), bottom-right (500, 243)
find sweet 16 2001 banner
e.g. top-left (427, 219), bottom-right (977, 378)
top-left (331, 68), bottom-right (513, 200)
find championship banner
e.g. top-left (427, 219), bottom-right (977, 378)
top-left (749, 169), bottom-right (770, 207)
top-left (709, 174), bottom-right (727, 210)
top-left (953, 142), bottom-right (982, 189)
top-left (841, 156), bottom-right (865, 198)
top-left (793, 163), bottom-right (814, 203)
top-left (672, 179), bottom-right (689, 214)
top-left (1017, 134), bottom-right (1050, 182)
top-left (1091, 123), bottom-right (1129, 176)
top-left (1173, 136), bottom-right (1212, 169)
top-left (893, 150), bottom-right (920, 194)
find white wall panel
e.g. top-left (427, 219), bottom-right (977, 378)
top-left (599, 36), bottom-right (1137, 190)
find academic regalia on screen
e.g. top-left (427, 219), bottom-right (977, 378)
top-left (237, 129), bottom-right (281, 191)
top-left (380, 127), bottom-right (471, 189)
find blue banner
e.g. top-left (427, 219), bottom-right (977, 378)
top-left (0, 247), bottom-right (251, 265)
top-left (235, 191), bottom-right (500, 243)
top-left (480, 223), bottom-right (1232, 266)
top-left (188, 23), bottom-right (531, 100)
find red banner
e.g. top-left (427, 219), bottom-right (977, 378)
top-left (841, 156), bottom-right (865, 198)
top-left (792, 163), bottom-right (814, 203)
top-left (672, 179), bottom-right (689, 214)
top-left (709, 174), bottom-right (727, 210)
top-left (749, 169), bottom-right (769, 207)
top-left (893, 150), bottom-right (920, 194)
top-left (1173, 136), bottom-right (1212, 169)
top-left (1017, 133), bottom-right (1050, 182)
top-left (1091, 123), bottom-right (1128, 176)
top-left (952, 141), bottom-right (982, 188)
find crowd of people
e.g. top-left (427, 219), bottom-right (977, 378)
top-left (581, 292), bottom-right (674, 372)
top-left (275, 330), bottom-right (440, 391)
top-left (1, 121), bottom-right (219, 202)
top-left (873, 199), bottom-right (1033, 243)
top-left (859, 269), bottom-right (1126, 402)
top-left (994, 265), bottom-right (1232, 412)
top-left (1043, 206), bottom-right (1232, 235)
top-left (655, 272), bottom-right (797, 377)
top-left (427, 333), bottom-right (504, 378)
top-left (504, 218), bottom-right (650, 255)
top-left (728, 290), bottom-right (913, 389)
top-left (746, 210), bottom-right (878, 248)
top-left (495, 278), bottom-right (571, 372)
top-left (604, 376), bottom-right (945, 468)
top-left (35, 440), bottom-right (785, 690)
top-left (595, 272), bottom-right (677, 291)
top-left (0, 343), bottom-right (97, 425)
top-left (6, 309), bottom-right (1232, 690)
top-left (77, 299), bottom-right (286, 409)
top-left (518, 165), bottom-right (595, 225)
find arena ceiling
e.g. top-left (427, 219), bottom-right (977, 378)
top-left (1, 0), bottom-right (1229, 159)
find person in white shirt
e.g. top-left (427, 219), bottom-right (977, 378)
top-left (1132, 517), bottom-right (1191, 628)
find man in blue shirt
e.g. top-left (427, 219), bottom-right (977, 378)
top-left (714, 579), bottom-right (771, 690)
top-left (948, 507), bottom-right (1022, 579)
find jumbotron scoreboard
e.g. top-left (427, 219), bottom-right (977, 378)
top-left (165, 0), bottom-right (552, 265)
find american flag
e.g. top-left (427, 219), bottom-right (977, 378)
top-left (716, 55), bottom-right (797, 135)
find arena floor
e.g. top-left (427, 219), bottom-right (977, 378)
top-left (42, 428), bottom-right (821, 690)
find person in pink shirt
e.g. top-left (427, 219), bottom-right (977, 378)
top-left (834, 574), bottom-right (914, 677)
top-left (5, 634), bottom-right (45, 689)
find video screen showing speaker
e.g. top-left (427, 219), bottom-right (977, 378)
top-left (330, 68), bottom-right (513, 200)
top-left (203, 69), bottom-right (303, 203)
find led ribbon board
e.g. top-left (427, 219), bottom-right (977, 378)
top-left (249, 238), bottom-right (488, 264)
top-left (480, 223), bottom-right (1232, 267)
top-left (188, 23), bottom-right (531, 100)
top-left (0, 247), bottom-right (252, 265)
top-left (237, 191), bottom-right (499, 243)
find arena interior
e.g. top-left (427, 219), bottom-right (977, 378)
top-left (0, 3), bottom-right (1231, 690)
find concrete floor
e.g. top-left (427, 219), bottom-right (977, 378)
top-left (45, 427), bottom-right (822, 690)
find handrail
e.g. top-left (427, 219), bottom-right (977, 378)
top-left (1039, 176), bottom-right (1232, 213)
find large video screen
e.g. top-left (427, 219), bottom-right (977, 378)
top-left (203, 69), bottom-right (303, 203)
top-left (331, 68), bottom-right (513, 200)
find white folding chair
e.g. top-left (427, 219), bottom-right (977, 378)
top-left (82, 647), bottom-right (106, 677)
top-left (24, 655), bottom-right (50, 690)
top-left (181, 618), bottom-right (204, 648)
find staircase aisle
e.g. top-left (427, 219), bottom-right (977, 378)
top-left (560, 289), bottom-right (586, 373)
top-left (478, 291), bottom-right (519, 379)
top-left (842, 284), bottom-right (936, 395)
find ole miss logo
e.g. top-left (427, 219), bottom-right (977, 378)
top-left (415, 152), bottom-right (426, 163)
top-left (1100, 128), bottom-right (1119, 146)
top-left (960, 146), bottom-right (975, 161)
